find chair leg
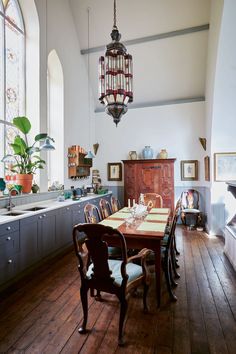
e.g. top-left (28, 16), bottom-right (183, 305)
top-left (169, 259), bottom-right (178, 287)
top-left (118, 295), bottom-right (128, 346)
top-left (171, 248), bottom-right (180, 279)
top-left (173, 233), bottom-right (180, 256)
top-left (79, 285), bottom-right (89, 334)
top-left (163, 259), bottom-right (177, 302)
top-left (143, 282), bottom-right (149, 313)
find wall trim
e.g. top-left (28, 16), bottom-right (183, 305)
top-left (95, 96), bottom-right (205, 113)
top-left (81, 24), bottom-right (210, 55)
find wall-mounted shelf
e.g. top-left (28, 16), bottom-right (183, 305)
top-left (68, 145), bottom-right (92, 179)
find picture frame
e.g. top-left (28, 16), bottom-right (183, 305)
top-left (181, 160), bottom-right (198, 181)
top-left (204, 156), bottom-right (210, 181)
top-left (107, 162), bottom-right (122, 181)
top-left (214, 152), bottom-right (236, 181)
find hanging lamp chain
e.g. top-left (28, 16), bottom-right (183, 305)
top-left (113, 0), bottom-right (117, 28)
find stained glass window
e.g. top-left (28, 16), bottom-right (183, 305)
top-left (0, 0), bottom-right (25, 173)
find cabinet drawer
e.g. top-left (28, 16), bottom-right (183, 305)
top-left (0, 231), bottom-right (19, 267)
top-left (0, 221), bottom-right (19, 236)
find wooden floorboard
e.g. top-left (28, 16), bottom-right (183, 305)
top-left (1, 226), bottom-right (236, 354)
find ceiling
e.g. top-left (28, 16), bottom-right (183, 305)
top-left (69, 0), bottom-right (210, 112)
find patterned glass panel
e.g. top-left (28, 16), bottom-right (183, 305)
top-left (0, 11), bottom-right (4, 175)
top-left (5, 11), bottom-right (24, 123)
top-left (5, 0), bottom-right (24, 32)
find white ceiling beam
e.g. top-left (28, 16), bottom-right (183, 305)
top-left (81, 24), bottom-right (209, 55)
top-left (94, 96), bottom-right (205, 113)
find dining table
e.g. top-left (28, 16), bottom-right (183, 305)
top-left (99, 206), bottom-right (170, 307)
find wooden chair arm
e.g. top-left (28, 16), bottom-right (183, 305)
top-left (127, 248), bottom-right (151, 263)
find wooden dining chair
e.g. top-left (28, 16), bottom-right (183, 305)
top-left (143, 193), bottom-right (163, 209)
top-left (84, 203), bottom-right (102, 224)
top-left (111, 196), bottom-right (121, 213)
top-left (73, 223), bottom-right (151, 346)
top-left (99, 198), bottom-right (112, 219)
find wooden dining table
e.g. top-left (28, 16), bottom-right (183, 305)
top-left (99, 206), bottom-right (170, 307)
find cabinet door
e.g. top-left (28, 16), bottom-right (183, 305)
top-left (72, 203), bottom-right (85, 226)
top-left (38, 211), bottom-right (56, 258)
top-left (0, 230), bottom-right (19, 285)
top-left (124, 163), bottom-right (137, 205)
top-left (56, 206), bottom-right (73, 248)
top-left (19, 215), bottom-right (39, 271)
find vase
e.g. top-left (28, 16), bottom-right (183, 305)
top-left (159, 149), bottom-right (168, 159)
top-left (129, 151), bottom-right (137, 160)
top-left (142, 146), bottom-right (153, 159)
top-left (15, 174), bottom-right (33, 193)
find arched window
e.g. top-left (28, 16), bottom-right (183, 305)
top-left (47, 50), bottom-right (64, 187)
top-left (0, 0), bottom-right (25, 174)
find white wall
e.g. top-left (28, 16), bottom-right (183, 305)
top-left (94, 102), bottom-right (206, 188)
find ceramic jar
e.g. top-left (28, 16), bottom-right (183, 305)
top-left (129, 151), bottom-right (137, 160)
top-left (159, 149), bottom-right (168, 159)
top-left (142, 146), bottom-right (154, 159)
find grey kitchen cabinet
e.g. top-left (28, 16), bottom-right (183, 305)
top-left (0, 221), bottom-right (20, 285)
top-left (56, 206), bottom-right (73, 248)
top-left (19, 215), bottom-right (39, 271)
top-left (38, 210), bottom-right (57, 258)
top-left (72, 201), bottom-right (86, 225)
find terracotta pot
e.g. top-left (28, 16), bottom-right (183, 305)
top-left (15, 174), bottom-right (33, 193)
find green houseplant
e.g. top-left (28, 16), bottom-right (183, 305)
top-left (3, 116), bottom-right (54, 193)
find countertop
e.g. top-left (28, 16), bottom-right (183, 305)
top-left (0, 192), bottom-right (112, 225)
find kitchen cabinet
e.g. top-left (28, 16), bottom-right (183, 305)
top-left (123, 159), bottom-right (176, 212)
top-left (38, 210), bottom-right (57, 258)
top-left (0, 192), bottom-right (112, 290)
top-left (0, 221), bottom-right (19, 285)
top-left (19, 215), bottom-right (39, 270)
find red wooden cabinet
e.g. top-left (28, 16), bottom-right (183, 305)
top-left (122, 159), bottom-right (176, 212)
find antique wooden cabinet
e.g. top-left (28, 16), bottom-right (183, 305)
top-left (122, 159), bottom-right (176, 212)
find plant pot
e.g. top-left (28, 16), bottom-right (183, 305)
top-left (15, 174), bottom-right (33, 193)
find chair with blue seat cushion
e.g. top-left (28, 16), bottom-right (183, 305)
top-left (110, 196), bottom-right (121, 213)
top-left (72, 223), bottom-right (151, 346)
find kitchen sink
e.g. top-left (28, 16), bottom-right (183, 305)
top-left (23, 206), bottom-right (46, 211)
top-left (1, 211), bottom-right (26, 216)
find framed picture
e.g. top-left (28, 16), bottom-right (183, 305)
top-left (107, 162), bottom-right (122, 181)
top-left (214, 152), bottom-right (236, 181)
top-left (204, 156), bottom-right (210, 181)
top-left (181, 160), bottom-right (198, 181)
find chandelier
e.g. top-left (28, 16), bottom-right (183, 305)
top-left (98, 0), bottom-right (133, 126)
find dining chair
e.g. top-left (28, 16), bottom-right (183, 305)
top-left (111, 196), bottom-right (121, 213)
top-left (84, 203), bottom-right (102, 224)
top-left (99, 198), bottom-right (112, 219)
top-left (143, 193), bottom-right (163, 209)
top-left (73, 223), bottom-right (151, 346)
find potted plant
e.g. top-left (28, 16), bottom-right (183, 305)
top-left (3, 116), bottom-right (54, 193)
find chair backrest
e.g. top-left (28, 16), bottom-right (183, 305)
top-left (180, 189), bottom-right (200, 210)
top-left (84, 203), bottom-right (102, 223)
top-left (73, 223), bottom-right (128, 286)
top-left (110, 196), bottom-right (121, 213)
top-left (99, 198), bottom-right (112, 220)
top-left (143, 193), bottom-right (163, 208)
top-left (165, 209), bottom-right (178, 255)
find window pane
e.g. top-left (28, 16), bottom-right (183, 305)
top-left (0, 10), bottom-right (4, 116)
top-left (5, 18), bottom-right (24, 123)
top-left (5, 0), bottom-right (24, 32)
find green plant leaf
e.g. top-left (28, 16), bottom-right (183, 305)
top-left (13, 116), bottom-right (31, 134)
top-left (10, 143), bottom-right (22, 155)
top-left (14, 135), bottom-right (27, 151)
top-left (35, 133), bottom-right (48, 142)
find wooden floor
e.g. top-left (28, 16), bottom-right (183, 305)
top-left (1, 226), bottom-right (236, 354)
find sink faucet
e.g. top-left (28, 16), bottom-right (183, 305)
top-left (6, 188), bottom-right (18, 211)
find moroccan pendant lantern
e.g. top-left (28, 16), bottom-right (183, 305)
top-left (98, 0), bottom-right (133, 126)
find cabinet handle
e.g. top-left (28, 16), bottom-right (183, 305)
top-left (6, 226), bottom-right (11, 231)
top-left (39, 215), bottom-right (43, 219)
top-left (43, 214), bottom-right (46, 217)
top-left (6, 236), bottom-right (11, 241)
top-left (8, 259), bottom-right (13, 264)
top-left (66, 207), bottom-right (70, 211)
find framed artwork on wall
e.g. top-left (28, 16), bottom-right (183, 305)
top-left (181, 160), bottom-right (198, 181)
top-left (204, 156), bottom-right (210, 181)
top-left (214, 152), bottom-right (236, 181)
top-left (107, 162), bottom-right (122, 181)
